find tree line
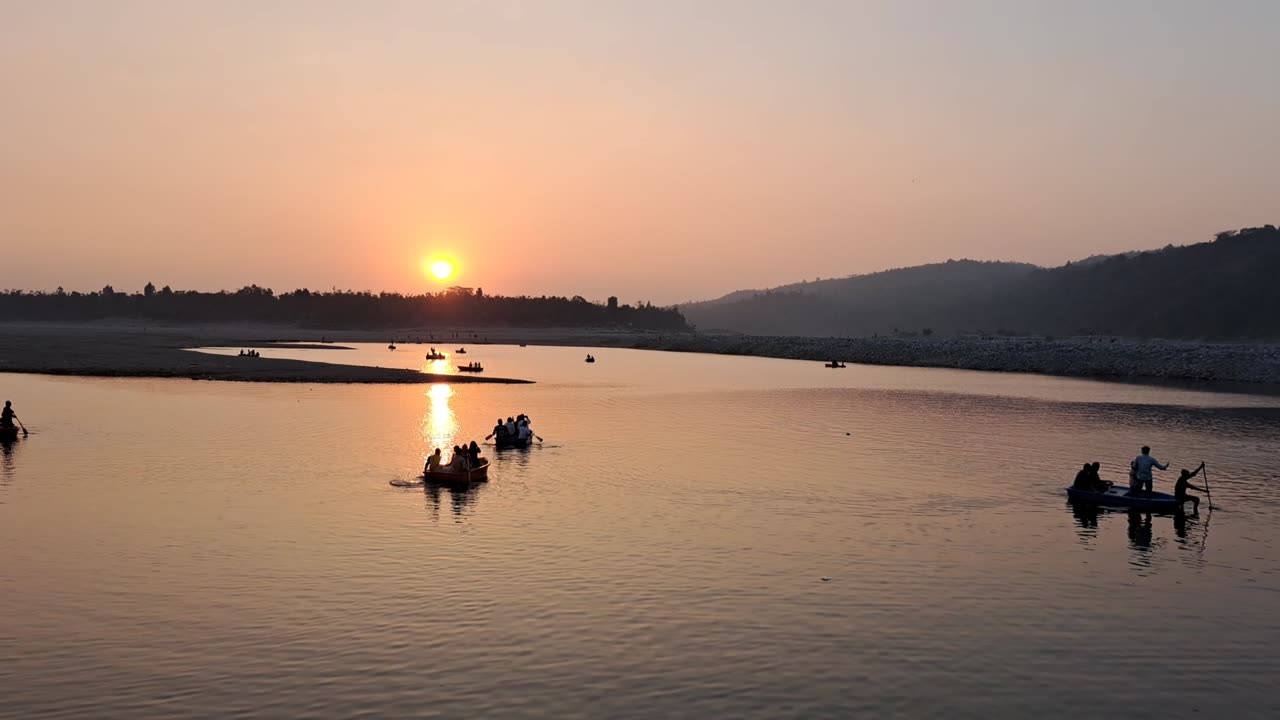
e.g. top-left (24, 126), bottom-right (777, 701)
top-left (0, 284), bottom-right (691, 331)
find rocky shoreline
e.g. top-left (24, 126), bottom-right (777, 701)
top-left (625, 334), bottom-right (1280, 386)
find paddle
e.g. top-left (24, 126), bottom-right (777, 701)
top-left (1201, 461), bottom-right (1212, 512)
top-left (15, 415), bottom-right (27, 437)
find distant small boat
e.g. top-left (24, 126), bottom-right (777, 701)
top-left (388, 343), bottom-right (397, 350)
top-left (455, 348), bottom-right (467, 354)
top-left (825, 362), bottom-right (846, 368)
top-left (457, 364), bottom-right (484, 372)
top-left (426, 352), bottom-right (447, 360)
top-left (519, 344), bottom-right (527, 348)
top-left (585, 354), bottom-right (595, 363)
top-left (1065, 484), bottom-right (1183, 512)
top-left (424, 458), bottom-right (490, 485)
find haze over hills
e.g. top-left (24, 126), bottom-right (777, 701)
top-left (683, 226), bottom-right (1280, 340)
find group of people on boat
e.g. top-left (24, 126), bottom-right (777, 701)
top-left (489, 414), bottom-right (536, 443)
top-left (1072, 446), bottom-right (1208, 512)
top-left (460, 361), bottom-right (484, 371)
top-left (424, 441), bottom-right (484, 475)
top-left (585, 354), bottom-right (595, 362)
top-left (426, 348), bottom-right (447, 359)
top-left (237, 349), bottom-right (260, 357)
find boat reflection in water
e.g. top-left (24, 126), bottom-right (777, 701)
top-left (1065, 500), bottom-right (1209, 571)
top-left (0, 432), bottom-right (19, 482)
top-left (424, 480), bottom-right (487, 521)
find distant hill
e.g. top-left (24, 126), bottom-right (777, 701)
top-left (683, 225), bottom-right (1280, 339)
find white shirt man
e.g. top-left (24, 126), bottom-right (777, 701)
top-left (1130, 446), bottom-right (1168, 494)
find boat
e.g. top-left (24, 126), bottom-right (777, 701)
top-left (585, 354), bottom-right (595, 363)
top-left (455, 348), bottom-right (467, 354)
top-left (824, 361), bottom-right (846, 368)
top-left (388, 343), bottom-right (397, 350)
top-left (425, 352), bottom-right (447, 360)
top-left (457, 364), bottom-right (484, 373)
top-left (0, 426), bottom-right (19, 441)
top-left (425, 458), bottom-right (489, 485)
top-left (494, 436), bottom-right (531, 449)
top-left (1065, 484), bottom-right (1184, 512)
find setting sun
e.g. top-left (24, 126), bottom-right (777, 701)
top-left (426, 258), bottom-right (455, 281)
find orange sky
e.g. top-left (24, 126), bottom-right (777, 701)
top-left (2, 1), bottom-right (1277, 304)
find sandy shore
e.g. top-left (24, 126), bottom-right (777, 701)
top-left (2, 321), bottom-right (1278, 387)
top-left (0, 323), bottom-right (532, 384)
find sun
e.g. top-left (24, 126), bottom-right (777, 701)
top-left (426, 258), bottom-right (455, 281)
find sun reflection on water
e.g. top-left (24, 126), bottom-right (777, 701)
top-left (422, 383), bottom-right (458, 458)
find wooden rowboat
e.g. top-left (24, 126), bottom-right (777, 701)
top-left (425, 458), bottom-right (489, 485)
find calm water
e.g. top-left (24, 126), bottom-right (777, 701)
top-left (3, 345), bottom-right (1280, 719)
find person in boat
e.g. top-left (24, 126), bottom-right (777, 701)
top-left (505, 416), bottom-right (517, 438)
top-left (468, 441), bottom-right (482, 467)
top-left (516, 419), bottom-right (531, 443)
top-left (1085, 461), bottom-right (1110, 491)
top-left (1174, 463), bottom-right (1207, 513)
top-left (424, 448), bottom-right (443, 475)
top-left (1, 401), bottom-right (17, 429)
top-left (490, 418), bottom-right (508, 441)
top-left (1072, 463), bottom-right (1097, 491)
top-left (1129, 446), bottom-right (1168, 495)
top-left (448, 445), bottom-right (467, 472)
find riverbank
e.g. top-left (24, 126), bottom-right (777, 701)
top-left (3, 321), bottom-right (1278, 387)
top-left (0, 323), bottom-right (532, 384)
top-left (626, 334), bottom-right (1280, 386)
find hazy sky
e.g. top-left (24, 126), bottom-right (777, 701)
top-left (3, 1), bottom-right (1277, 304)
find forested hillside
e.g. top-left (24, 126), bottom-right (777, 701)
top-left (683, 226), bottom-right (1280, 339)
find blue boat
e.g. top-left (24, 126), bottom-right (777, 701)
top-left (1065, 484), bottom-right (1184, 512)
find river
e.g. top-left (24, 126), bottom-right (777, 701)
top-left (3, 344), bottom-right (1278, 718)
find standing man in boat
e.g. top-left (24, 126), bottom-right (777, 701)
top-left (1130, 446), bottom-right (1168, 496)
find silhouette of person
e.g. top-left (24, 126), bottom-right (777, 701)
top-left (1174, 463), bottom-right (1207, 513)
top-left (1129, 446), bottom-right (1168, 495)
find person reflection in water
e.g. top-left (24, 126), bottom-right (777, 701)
top-left (1126, 509), bottom-right (1154, 550)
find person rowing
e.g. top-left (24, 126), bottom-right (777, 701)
top-left (487, 418), bottom-right (508, 441)
top-left (1174, 462), bottom-right (1207, 513)
top-left (1, 400), bottom-right (24, 436)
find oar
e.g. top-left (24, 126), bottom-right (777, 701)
top-left (1202, 461), bottom-right (1212, 512)
top-left (15, 416), bottom-right (27, 437)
